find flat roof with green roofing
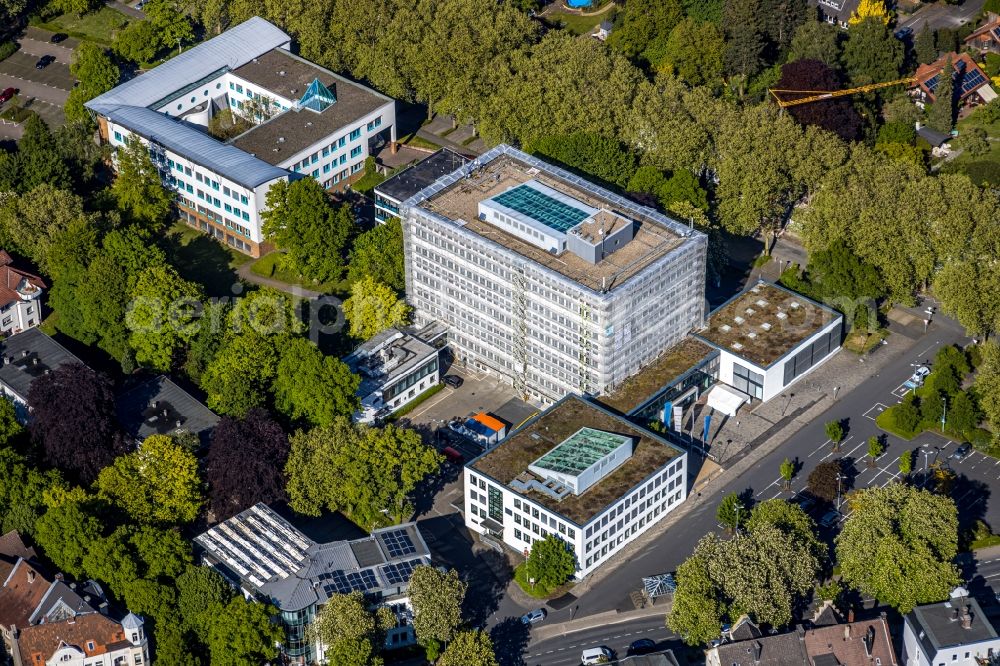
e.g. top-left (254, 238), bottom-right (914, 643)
top-left (470, 395), bottom-right (683, 524)
top-left (531, 428), bottom-right (631, 476)
top-left (598, 337), bottom-right (716, 414)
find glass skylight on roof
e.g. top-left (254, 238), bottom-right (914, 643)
top-left (527, 427), bottom-right (634, 496)
top-left (299, 78), bottom-right (336, 113)
top-left (491, 183), bottom-right (591, 233)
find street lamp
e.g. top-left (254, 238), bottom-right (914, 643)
top-left (734, 502), bottom-right (744, 537)
top-left (832, 386), bottom-right (840, 401)
top-left (836, 473), bottom-right (843, 513)
top-left (941, 396), bottom-right (947, 432)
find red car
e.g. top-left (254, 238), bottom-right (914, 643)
top-left (0, 88), bottom-right (16, 105)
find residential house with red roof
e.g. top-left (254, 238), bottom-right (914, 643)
top-left (914, 52), bottom-right (997, 105)
top-left (965, 13), bottom-right (1000, 55)
top-left (0, 251), bottom-right (44, 336)
top-left (13, 612), bottom-right (148, 666)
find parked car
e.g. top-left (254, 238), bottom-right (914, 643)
top-left (520, 608), bottom-right (546, 625)
top-left (442, 446), bottom-right (464, 465)
top-left (581, 646), bottom-right (614, 665)
top-left (34, 55), bottom-right (55, 69)
top-left (626, 638), bottom-right (657, 656)
top-left (49, 33), bottom-right (68, 43)
top-left (819, 510), bottom-right (840, 528)
top-left (796, 495), bottom-right (816, 513)
top-left (905, 365), bottom-right (931, 388)
top-left (443, 374), bottom-right (463, 389)
top-left (0, 87), bottom-right (16, 105)
top-left (950, 442), bottom-right (972, 460)
top-left (894, 27), bottom-right (912, 40)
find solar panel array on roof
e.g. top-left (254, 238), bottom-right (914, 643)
top-left (491, 183), bottom-right (592, 233)
top-left (381, 559), bottom-right (422, 585)
top-left (320, 568), bottom-right (380, 596)
top-left (381, 529), bottom-right (417, 558)
top-left (962, 69), bottom-right (987, 94)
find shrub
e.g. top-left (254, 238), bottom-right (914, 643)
top-left (0, 41), bottom-right (19, 62)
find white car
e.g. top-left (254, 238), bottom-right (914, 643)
top-left (906, 366), bottom-right (930, 387)
top-left (581, 646), bottom-right (614, 665)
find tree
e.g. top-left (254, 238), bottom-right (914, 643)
top-left (660, 18), bottom-right (725, 87)
top-left (867, 435), bottom-right (885, 467)
top-left (915, 22), bottom-right (936, 65)
top-left (261, 179), bottom-right (353, 283)
top-left (206, 409), bottom-right (289, 520)
top-left (948, 391), bottom-right (980, 435)
top-left (285, 419), bottom-right (443, 525)
top-left (825, 420), bottom-right (845, 451)
top-left (144, 0), bottom-right (194, 48)
top-left (895, 394), bottom-right (922, 434)
top-left (408, 566), bottom-right (467, 645)
top-left (342, 276), bottom-right (411, 340)
top-left (49, 0), bottom-right (100, 18)
top-left (776, 59), bottom-right (863, 141)
top-left (201, 330), bottom-right (279, 416)
top-left (273, 337), bottom-right (360, 426)
top-left (849, 0), bottom-right (889, 25)
top-left (206, 597), bottom-right (284, 666)
top-left (723, 0), bottom-right (766, 83)
top-left (927, 57), bottom-right (956, 132)
top-left (29, 362), bottom-right (125, 483)
top-left (112, 137), bottom-right (175, 227)
top-left (112, 20), bottom-right (162, 64)
top-left (744, 499), bottom-right (825, 563)
top-left (34, 498), bottom-right (103, 578)
top-left (956, 127), bottom-right (990, 157)
top-left (898, 450), bottom-right (913, 477)
top-left (788, 20), bottom-right (841, 68)
top-left (0, 399), bottom-right (23, 448)
top-left (310, 591), bottom-right (394, 666)
top-left (843, 17), bottom-right (903, 86)
top-left (347, 219), bottom-right (405, 291)
top-left (667, 536), bottom-right (725, 644)
top-left (528, 132), bottom-right (636, 188)
top-left (4, 115), bottom-right (75, 193)
top-left (0, 184), bottom-right (85, 271)
top-left (836, 484), bottom-right (961, 613)
top-left (65, 43), bottom-right (119, 123)
top-left (524, 534), bottom-right (576, 590)
top-left (779, 458), bottom-right (794, 490)
top-left (607, 0), bottom-right (684, 66)
top-left (807, 460), bottom-right (843, 503)
top-left (0, 447), bottom-right (62, 537)
top-left (934, 260), bottom-right (1000, 339)
top-left (177, 565), bottom-right (234, 640)
top-left (126, 263), bottom-right (204, 371)
top-left (438, 630), bottom-right (499, 666)
top-left (96, 434), bottom-right (203, 524)
top-left (716, 492), bottom-right (744, 531)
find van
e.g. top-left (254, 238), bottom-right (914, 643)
top-left (581, 646), bottom-right (613, 664)
top-left (442, 447), bottom-right (464, 465)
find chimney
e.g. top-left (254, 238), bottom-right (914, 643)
top-left (961, 607), bottom-right (973, 630)
top-left (848, 609), bottom-right (855, 623)
top-left (844, 624), bottom-right (851, 641)
top-left (27, 570), bottom-right (35, 583)
top-left (864, 626), bottom-right (875, 657)
top-left (54, 573), bottom-right (63, 581)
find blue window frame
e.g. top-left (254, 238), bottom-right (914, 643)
top-left (338, 137), bottom-right (346, 148)
top-left (230, 190), bottom-right (239, 201)
top-left (113, 131), bottom-right (122, 142)
top-left (175, 164), bottom-right (183, 173)
top-left (322, 147), bottom-right (329, 157)
top-left (311, 154), bottom-right (318, 164)
top-left (225, 203), bottom-right (232, 213)
top-left (167, 159), bottom-right (174, 168)
top-left (322, 164), bottom-right (331, 174)
top-left (241, 195), bottom-right (248, 205)
top-left (196, 173), bottom-right (203, 183)
top-left (229, 82), bottom-right (234, 90)
top-left (339, 154), bottom-right (346, 165)
top-left (349, 127), bottom-right (362, 141)
top-left (186, 184), bottom-right (193, 193)
top-left (246, 88), bottom-right (253, 97)
top-left (223, 186), bottom-right (230, 196)
top-left (212, 181), bottom-right (219, 190)
top-left (213, 197), bottom-right (221, 207)
top-left (311, 169), bottom-right (319, 178)
top-left (236, 84), bottom-right (243, 93)
top-left (233, 207), bottom-right (241, 217)
top-left (242, 211), bottom-right (250, 221)
top-left (350, 146), bottom-right (363, 159)
top-left (197, 190), bottom-right (204, 200)
top-left (184, 167), bottom-right (192, 176)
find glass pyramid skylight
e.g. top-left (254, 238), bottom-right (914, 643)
top-left (299, 78), bottom-right (336, 113)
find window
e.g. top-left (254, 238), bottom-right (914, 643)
top-left (229, 82), bottom-right (235, 90)
top-left (323, 164), bottom-right (331, 174)
top-left (514, 528), bottom-right (522, 540)
top-left (350, 146), bottom-right (363, 159)
top-left (338, 137), bottom-right (346, 148)
top-left (339, 154), bottom-right (347, 165)
top-left (216, 82), bottom-right (222, 89)
top-left (246, 88), bottom-right (253, 97)
top-left (311, 169), bottom-right (319, 178)
top-left (87, 641), bottom-right (94, 651)
top-left (350, 127), bottom-right (362, 140)
top-left (351, 162), bottom-right (364, 174)
top-left (322, 147), bottom-right (330, 157)
top-left (732, 363), bottom-right (764, 400)
top-left (241, 195), bottom-right (248, 205)
top-left (242, 211), bottom-right (249, 221)
top-left (197, 190), bottom-right (204, 200)
top-left (225, 203), bottom-right (232, 213)
top-left (212, 180), bottom-right (219, 190)
top-left (213, 197), bottom-right (221, 207)
top-left (311, 154), bottom-right (319, 164)
top-left (196, 172), bottom-right (203, 182)
top-left (184, 167), bottom-right (192, 176)
top-left (185, 184), bottom-right (193, 194)
top-left (175, 163), bottom-right (183, 173)
top-left (190, 96), bottom-right (196, 103)
top-left (236, 84), bottom-right (243, 93)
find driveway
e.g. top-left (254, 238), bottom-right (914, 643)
top-left (899, 0), bottom-right (986, 31)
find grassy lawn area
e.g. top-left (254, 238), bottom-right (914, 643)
top-left (33, 7), bottom-right (134, 46)
top-left (164, 221), bottom-right (251, 297)
top-left (941, 106), bottom-right (1000, 186)
top-left (875, 408), bottom-right (918, 440)
top-left (842, 328), bottom-right (887, 354)
top-left (249, 252), bottom-right (345, 294)
top-left (544, 5), bottom-right (617, 36)
top-left (399, 133), bottom-right (441, 151)
top-left (513, 564), bottom-right (570, 599)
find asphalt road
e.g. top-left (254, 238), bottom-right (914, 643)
top-left (525, 616), bottom-right (674, 666)
top-left (501, 313), bottom-right (976, 640)
top-left (900, 0), bottom-right (986, 31)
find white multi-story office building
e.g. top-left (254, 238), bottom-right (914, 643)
top-left (401, 145), bottom-right (707, 405)
top-left (464, 395), bottom-right (687, 578)
top-left (86, 17), bottom-right (396, 257)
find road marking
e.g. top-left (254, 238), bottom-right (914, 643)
top-left (808, 439), bottom-right (834, 457)
top-left (864, 403), bottom-right (888, 420)
top-left (820, 435), bottom-right (858, 461)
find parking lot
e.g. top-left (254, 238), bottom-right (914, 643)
top-left (0, 29), bottom-right (76, 132)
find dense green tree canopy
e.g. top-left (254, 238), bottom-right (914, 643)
top-left (438, 630), bottom-right (499, 666)
top-left (343, 276), bottom-right (411, 340)
top-left (273, 337), bottom-right (360, 426)
top-left (608, 0), bottom-right (684, 67)
top-left (836, 484), bottom-right (960, 613)
top-left (528, 132), bottom-right (636, 188)
top-left (66, 44), bottom-right (120, 123)
top-left (112, 138), bottom-right (175, 228)
top-left (408, 566), bottom-right (467, 644)
top-left (126, 263), bottom-right (204, 371)
top-left (524, 534), bottom-right (577, 590)
top-left (347, 219), bottom-right (405, 292)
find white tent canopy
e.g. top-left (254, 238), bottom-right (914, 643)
top-left (706, 384), bottom-right (748, 417)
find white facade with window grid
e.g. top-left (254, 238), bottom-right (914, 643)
top-left (464, 453), bottom-right (686, 579)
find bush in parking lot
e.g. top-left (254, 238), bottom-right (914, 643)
top-left (0, 40), bottom-right (19, 62)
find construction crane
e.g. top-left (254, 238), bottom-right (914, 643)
top-left (768, 77), bottom-right (917, 108)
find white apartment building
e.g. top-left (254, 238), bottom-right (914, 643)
top-left (902, 589), bottom-right (1000, 666)
top-left (86, 17), bottom-right (396, 257)
top-left (401, 145), bottom-right (707, 405)
top-left (0, 251), bottom-right (43, 335)
top-left (464, 395), bottom-right (687, 578)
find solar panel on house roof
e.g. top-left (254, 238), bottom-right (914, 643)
top-left (962, 69), bottom-right (987, 94)
top-left (381, 558), bottom-right (422, 585)
top-left (322, 568), bottom-right (380, 596)
top-left (491, 183), bottom-right (592, 233)
top-left (531, 427), bottom-right (631, 476)
top-left (381, 529), bottom-right (417, 558)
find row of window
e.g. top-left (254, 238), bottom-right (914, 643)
top-left (585, 462), bottom-right (683, 539)
top-left (583, 492), bottom-right (682, 569)
top-left (168, 158), bottom-right (249, 204)
top-left (586, 484), bottom-right (681, 554)
top-left (292, 115), bottom-right (381, 174)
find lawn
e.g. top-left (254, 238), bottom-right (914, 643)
top-left (164, 221), bottom-right (251, 297)
top-left (399, 133), bottom-right (441, 151)
top-left (544, 6), bottom-right (617, 36)
top-left (940, 106), bottom-right (1000, 186)
top-left (513, 563), bottom-right (569, 599)
top-left (842, 328), bottom-right (887, 355)
top-left (34, 6), bottom-right (134, 46)
top-left (249, 252), bottom-right (345, 295)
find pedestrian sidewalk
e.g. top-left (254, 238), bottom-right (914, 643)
top-left (235, 257), bottom-right (324, 300)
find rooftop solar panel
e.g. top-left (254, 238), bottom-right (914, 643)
top-left (382, 558), bottom-right (423, 585)
top-left (323, 568), bottom-right (380, 595)
top-left (382, 529), bottom-right (417, 558)
top-left (962, 69), bottom-right (986, 94)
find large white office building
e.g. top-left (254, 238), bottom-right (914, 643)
top-left (401, 145), bottom-right (707, 404)
top-left (465, 395), bottom-right (687, 578)
top-left (86, 17), bottom-right (396, 256)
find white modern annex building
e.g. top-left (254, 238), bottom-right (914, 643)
top-left (402, 145), bottom-right (707, 404)
top-left (86, 17), bottom-right (396, 256)
top-left (465, 395), bottom-right (687, 578)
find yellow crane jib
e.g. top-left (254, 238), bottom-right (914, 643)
top-left (768, 77), bottom-right (918, 108)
